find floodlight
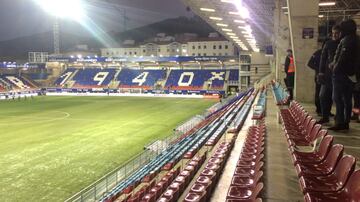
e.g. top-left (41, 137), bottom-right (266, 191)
top-left (34, 0), bottom-right (85, 21)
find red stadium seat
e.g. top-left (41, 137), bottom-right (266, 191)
top-left (299, 155), bottom-right (356, 194)
top-left (304, 170), bottom-right (360, 202)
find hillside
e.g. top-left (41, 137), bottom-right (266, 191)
top-left (0, 17), bottom-right (216, 60)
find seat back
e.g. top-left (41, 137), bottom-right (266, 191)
top-left (254, 171), bottom-right (264, 186)
top-left (306, 123), bottom-right (322, 142)
top-left (333, 155), bottom-right (356, 187)
top-left (324, 144), bottom-right (344, 170)
top-left (316, 135), bottom-right (334, 159)
top-left (346, 170), bottom-right (360, 200)
top-left (251, 182), bottom-right (264, 200)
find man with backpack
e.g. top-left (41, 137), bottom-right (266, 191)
top-left (329, 19), bottom-right (358, 131)
top-left (307, 47), bottom-right (323, 115)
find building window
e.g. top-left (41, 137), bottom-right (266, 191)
top-left (198, 45), bottom-right (201, 49)
top-left (192, 53), bottom-right (195, 56)
top-left (219, 53), bottom-right (222, 56)
top-left (219, 45), bottom-right (222, 49)
top-left (204, 53), bottom-right (207, 56)
top-left (213, 53), bottom-right (216, 56)
top-left (204, 45), bottom-right (207, 49)
top-left (213, 45), bottom-right (216, 49)
top-left (192, 46), bottom-right (195, 49)
top-left (129, 52), bottom-right (132, 55)
top-left (198, 53), bottom-right (201, 56)
top-left (167, 49), bottom-right (169, 52)
top-left (225, 45), bottom-right (228, 49)
top-left (124, 52), bottom-right (127, 55)
top-left (106, 52), bottom-right (109, 55)
top-left (225, 53), bottom-right (228, 56)
top-left (143, 50), bottom-right (146, 53)
top-left (158, 49), bottom-right (161, 52)
top-left (134, 52), bottom-right (137, 55)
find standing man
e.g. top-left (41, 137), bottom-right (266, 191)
top-left (329, 19), bottom-right (358, 131)
top-left (317, 25), bottom-right (341, 124)
top-left (308, 47), bottom-right (323, 115)
top-left (284, 49), bottom-right (295, 100)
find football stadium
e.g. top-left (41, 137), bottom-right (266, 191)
top-left (1, 0), bottom-right (360, 202)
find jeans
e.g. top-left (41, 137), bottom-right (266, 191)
top-left (333, 75), bottom-right (353, 125)
top-left (353, 90), bottom-right (360, 109)
top-left (320, 82), bottom-right (333, 119)
top-left (315, 78), bottom-right (321, 113)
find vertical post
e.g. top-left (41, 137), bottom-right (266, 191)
top-left (53, 17), bottom-right (60, 55)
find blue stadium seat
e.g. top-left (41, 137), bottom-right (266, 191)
top-left (117, 69), bottom-right (166, 88)
top-left (165, 70), bottom-right (226, 90)
top-left (72, 68), bottom-right (117, 87)
top-left (0, 74), bottom-right (35, 90)
top-left (228, 70), bottom-right (239, 82)
top-left (54, 68), bottom-right (77, 86)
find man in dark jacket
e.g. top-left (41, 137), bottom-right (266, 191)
top-left (316, 25), bottom-right (341, 124)
top-left (329, 19), bottom-right (358, 131)
top-left (308, 48), bottom-right (323, 115)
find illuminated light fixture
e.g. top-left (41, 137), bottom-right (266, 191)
top-left (284, 12), bottom-right (289, 15)
top-left (319, 2), bottom-right (336, 6)
top-left (234, 19), bottom-right (245, 24)
top-left (319, 15), bottom-right (324, 18)
top-left (226, 32), bottom-right (236, 36)
top-left (34, 0), bottom-right (85, 21)
top-left (220, 0), bottom-right (234, 3)
top-left (209, 16), bottom-right (223, 21)
top-left (281, 6), bottom-right (288, 9)
top-left (229, 11), bottom-right (241, 15)
top-left (222, 28), bottom-right (233, 32)
top-left (230, 36), bottom-right (239, 39)
top-left (200, 8), bottom-right (215, 12)
top-left (216, 23), bottom-right (228, 27)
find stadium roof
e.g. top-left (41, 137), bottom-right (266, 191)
top-left (181, 0), bottom-right (275, 52)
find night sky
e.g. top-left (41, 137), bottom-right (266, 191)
top-left (0, 0), bottom-right (191, 41)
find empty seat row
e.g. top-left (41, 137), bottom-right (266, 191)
top-left (100, 89), bottom-right (255, 202)
top-left (252, 88), bottom-right (267, 120)
top-left (183, 140), bottom-right (236, 202)
top-left (226, 123), bottom-right (266, 202)
top-left (271, 80), bottom-right (289, 105)
top-left (280, 101), bottom-right (360, 202)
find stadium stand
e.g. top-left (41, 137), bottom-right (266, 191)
top-left (0, 74), bottom-right (36, 90)
top-left (228, 69), bottom-right (239, 82)
top-left (52, 68), bottom-right (241, 93)
top-left (72, 68), bottom-right (117, 88)
top-left (226, 123), bottom-right (266, 201)
top-left (164, 69), bottom-right (226, 90)
top-left (117, 69), bottom-right (166, 89)
top-left (100, 88), bottom-right (257, 202)
top-left (278, 98), bottom-right (360, 201)
top-left (54, 68), bottom-right (78, 86)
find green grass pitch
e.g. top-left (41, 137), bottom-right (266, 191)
top-left (0, 96), bottom-right (216, 202)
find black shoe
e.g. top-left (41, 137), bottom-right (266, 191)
top-left (316, 118), bottom-right (329, 124)
top-left (330, 113), bottom-right (335, 117)
top-left (350, 114), bottom-right (358, 120)
top-left (328, 124), bottom-right (349, 131)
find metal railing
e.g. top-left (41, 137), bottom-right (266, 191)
top-left (65, 132), bottom-right (183, 202)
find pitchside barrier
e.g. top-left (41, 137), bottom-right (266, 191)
top-left (65, 100), bottom-right (219, 202)
top-left (65, 131), bottom-right (184, 202)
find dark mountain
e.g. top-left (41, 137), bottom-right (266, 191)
top-left (0, 16), bottom-right (216, 60)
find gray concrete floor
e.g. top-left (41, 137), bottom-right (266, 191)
top-left (301, 103), bottom-right (360, 168)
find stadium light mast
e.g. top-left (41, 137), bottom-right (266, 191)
top-left (33, 0), bottom-right (85, 55)
top-left (53, 17), bottom-right (60, 55)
